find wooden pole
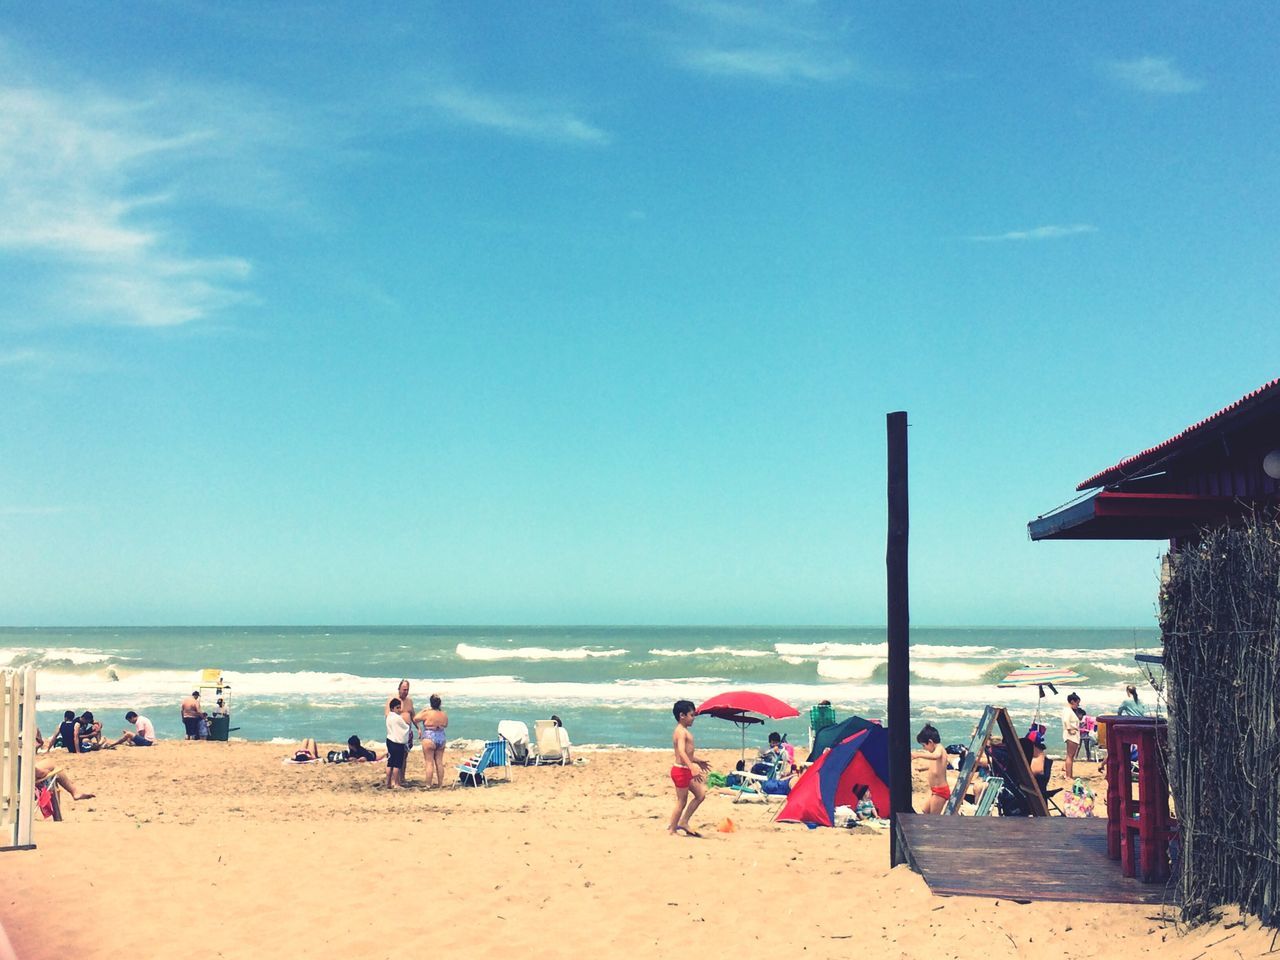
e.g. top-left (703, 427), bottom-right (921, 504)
top-left (886, 411), bottom-right (913, 866)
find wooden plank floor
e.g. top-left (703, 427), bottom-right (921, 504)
top-left (896, 814), bottom-right (1174, 905)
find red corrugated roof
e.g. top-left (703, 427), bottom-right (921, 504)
top-left (1078, 377), bottom-right (1280, 490)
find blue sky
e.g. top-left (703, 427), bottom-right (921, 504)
top-left (1, 2), bottom-right (1278, 626)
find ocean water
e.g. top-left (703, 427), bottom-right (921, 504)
top-left (0, 626), bottom-right (1161, 752)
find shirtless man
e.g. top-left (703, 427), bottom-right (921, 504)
top-left (386, 680), bottom-right (415, 751)
top-left (181, 691), bottom-right (203, 740)
top-left (668, 699), bottom-right (711, 838)
top-left (912, 724), bottom-right (949, 814)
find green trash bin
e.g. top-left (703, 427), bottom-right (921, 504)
top-left (209, 715), bottom-right (230, 741)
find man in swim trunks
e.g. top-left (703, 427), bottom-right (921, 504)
top-left (912, 724), bottom-right (950, 814)
top-left (668, 699), bottom-right (711, 837)
top-left (181, 691), bottom-right (204, 740)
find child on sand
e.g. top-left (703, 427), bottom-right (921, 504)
top-left (668, 700), bottom-right (711, 837)
top-left (385, 698), bottom-right (410, 789)
top-left (912, 724), bottom-right (949, 814)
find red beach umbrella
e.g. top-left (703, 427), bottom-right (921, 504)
top-left (695, 691), bottom-right (800, 765)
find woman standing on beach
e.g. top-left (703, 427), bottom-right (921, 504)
top-left (415, 694), bottom-right (448, 789)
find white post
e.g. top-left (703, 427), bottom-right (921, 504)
top-left (1, 668), bottom-right (38, 851)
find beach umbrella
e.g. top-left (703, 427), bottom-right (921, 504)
top-left (997, 665), bottom-right (1088, 722)
top-left (695, 691), bottom-right (799, 766)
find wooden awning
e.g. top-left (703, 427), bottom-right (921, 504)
top-left (1028, 492), bottom-right (1248, 541)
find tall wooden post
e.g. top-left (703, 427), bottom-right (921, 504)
top-left (886, 411), bottom-right (912, 866)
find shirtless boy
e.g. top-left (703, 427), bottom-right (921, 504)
top-left (668, 700), bottom-right (711, 838)
top-left (912, 724), bottom-right (949, 814)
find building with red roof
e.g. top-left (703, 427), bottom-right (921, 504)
top-left (1029, 378), bottom-right (1280, 543)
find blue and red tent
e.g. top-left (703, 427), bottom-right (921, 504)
top-left (776, 723), bottom-right (890, 826)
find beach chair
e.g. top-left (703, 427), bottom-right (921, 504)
top-left (35, 770), bottom-right (62, 822)
top-left (456, 740), bottom-right (507, 787)
top-left (731, 754), bottom-right (789, 804)
top-left (531, 720), bottom-right (568, 765)
top-left (497, 720), bottom-right (532, 766)
top-left (1037, 758), bottom-right (1065, 815)
top-left (973, 777), bottom-right (1004, 817)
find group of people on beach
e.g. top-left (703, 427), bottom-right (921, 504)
top-left (36, 709), bottom-right (157, 753)
top-left (667, 684), bottom-right (1149, 835)
top-left (911, 684), bottom-right (1149, 814)
top-left (384, 680), bottom-right (449, 789)
top-left (180, 690), bottom-right (228, 740)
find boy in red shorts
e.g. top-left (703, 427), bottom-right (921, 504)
top-left (912, 723), bottom-right (950, 813)
top-left (668, 699), bottom-right (711, 837)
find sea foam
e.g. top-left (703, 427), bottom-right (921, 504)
top-left (455, 643), bottom-right (627, 661)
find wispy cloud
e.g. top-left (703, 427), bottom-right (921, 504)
top-left (967, 224), bottom-right (1099, 243)
top-left (426, 87), bottom-right (610, 146)
top-left (1106, 56), bottom-right (1203, 95)
top-left (664, 0), bottom-right (856, 85)
top-left (0, 62), bottom-right (260, 328)
top-left (680, 47), bottom-right (852, 83)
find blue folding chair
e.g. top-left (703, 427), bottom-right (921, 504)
top-left (456, 739), bottom-right (509, 787)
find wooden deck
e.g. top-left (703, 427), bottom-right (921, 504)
top-left (895, 814), bottom-right (1174, 905)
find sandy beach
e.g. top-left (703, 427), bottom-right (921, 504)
top-left (1, 741), bottom-right (1271, 960)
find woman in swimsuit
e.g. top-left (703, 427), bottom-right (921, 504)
top-left (414, 694), bottom-right (448, 789)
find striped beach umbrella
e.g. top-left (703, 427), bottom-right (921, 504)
top-left (997, 665), bottom-right (1089, 690)
top-left (997, 665), bottom-right (1088, 723)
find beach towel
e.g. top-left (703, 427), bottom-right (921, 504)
top-left (282, 756), bottom-right (320, 765)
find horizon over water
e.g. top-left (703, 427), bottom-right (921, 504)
top-left (1, 625), bottom-right (1162, 752)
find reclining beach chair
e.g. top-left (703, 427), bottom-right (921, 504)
top-left (456, 740), bottom-right (508, 787)
top-left (730, 753), bottom-right (789, 804)
top-left (1037, 758), bottom-right (1065, 815)
top-left (973, 777), bottom-right (1004, 816)
top-left (497, 720), bottom-right (532, 766)
top-left (531, 720), bottom-right (568, 765)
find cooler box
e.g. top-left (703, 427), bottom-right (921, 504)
top-left (209, 715), bottom-right (230, 741)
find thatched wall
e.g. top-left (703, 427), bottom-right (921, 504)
top-left (1160, 516), bottom-right (1280, 926)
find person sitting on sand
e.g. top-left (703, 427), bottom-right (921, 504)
top-left (109, 711), bottom-right (156, 747)
top-left (347, 735), bottom-right (384, 763)
top-left (77, 712), bottom-right (104, 751)
top-left (668, 699), bottom-right (711, 838)
top-left (912, 724), bottom-right (949, 814)
top-left (33, 757), bottom-right (95, 802)
top-left (414, 694), bottom-right (448, 789)
top-left (56, 711), bottom-right (85, 754)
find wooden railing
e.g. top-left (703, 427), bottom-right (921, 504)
top-left (1, 668), bottom-right (38, 851)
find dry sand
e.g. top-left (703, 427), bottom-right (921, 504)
top-left (2, 742), bottom-right (1271, 960)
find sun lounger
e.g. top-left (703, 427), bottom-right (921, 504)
top-left (497, 720), bottom-right (532, 766)
top-left (532, 720), bottom-right (568, 765)
top-left (731, 754), bottom-right (789, 803)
